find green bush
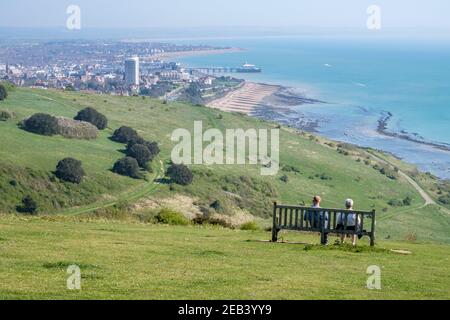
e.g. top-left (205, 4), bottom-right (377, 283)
top-left (403, 196), bottom-right (413, 206)
top-left (112, 157), bottom-right (142, 179)
top-left (210, 200), bottom-right (225, 213)
top-left (111, 126), bottom-right (138, 143)
top-left (55, 158), bottom-right (85, 184)
top-left (17, 195), bottom-right (38, 214)
top-left (126, 138), bottom-right (160, 159)
top-left (23, 113), bottom-right (59, 136)
top-left (167, 163), bottom-right (193, 186)
top-left (0, 84), bottom-right (8, 101)
top-left (126, 144), bottom-right (152, 168)
top-left (74, 107), bottom-right (108, 130)
top-left (0, 110), bottom-right (12, 121)
top-left (438, 195), bottom-right (450, 205)
top-left (155, 208), bottom-right (190, 226)
top-left (240, 221), bottom-right (259, 231)
top-left (280, 175), bottom-right (289, 183)
top-left (388, 199), bottom-right (403, 207)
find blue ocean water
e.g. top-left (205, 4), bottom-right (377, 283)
top-left (176, 37), bottom-right (450, 179)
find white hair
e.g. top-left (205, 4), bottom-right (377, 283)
top-left (345, 199), bottom-right (354, 208)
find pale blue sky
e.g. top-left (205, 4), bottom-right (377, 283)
top-left (1, 0), bottom-right (450, 29)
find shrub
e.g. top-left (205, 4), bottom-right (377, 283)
top-left (0, 84), bottom-right (7, 101)
top-left (23, 113), bottom-right (59, 136)
top-left (210, 200), bottom-right (225, 213)
top-left (240, 221), bottom-right (259, 231)
top-left (112, 157), bottom-right (141, 179)
top-left (56, 117), bottom-right (98, 139)
top-left (388, 199), bottom-right (403, 207)
top-left (74, 107), bottom-right (108, 130)
top-left (55, 158), bottom-right (85, 184)
top-left (126, 144), bottom-right (152, 168)
top-left (126, 139), bottom-right (160, 160)
top-left (403, 196), bottom-right (413, 206)
top-left (319, 173), bottom-right (332, 181)
top-left (438, 195), bottom-right (450, 205)
top-left (282, 165), bottom-right (300, 174)
top-left (0, 110), bottom-right (12, 121)
top-left (17, 195), bottom-right (38, 214)
top-left (155, 208), bottom-right (190, 226)
top-left (280, 175), bottom-right (289, 183)
top-left (167, 163), bottom-right (193, 186)
top-left (111, 126), bottom-right (138, 143)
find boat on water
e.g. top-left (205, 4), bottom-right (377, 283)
top-left (236, 62), bottom-right (262, 73)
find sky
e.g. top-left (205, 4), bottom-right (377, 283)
top-left (1, 0), bottom-right (450, 30)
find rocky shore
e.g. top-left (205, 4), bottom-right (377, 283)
top-left (377, 111), bottom-right (450, 152)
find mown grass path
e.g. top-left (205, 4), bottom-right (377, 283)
top-left (58, 160), bottom-right (165, 216)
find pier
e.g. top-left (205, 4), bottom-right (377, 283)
top-left (187, 67), bottom-right (240, 74)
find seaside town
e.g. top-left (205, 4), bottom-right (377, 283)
top-left (0, 40), bottom-right (248, 104)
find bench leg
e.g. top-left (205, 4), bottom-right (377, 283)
top-left (320, 231), bottom-right (327, 245)
top-left (370, 232), bottom-right (375, 247)
top-left (272, 227), bottom-right (278, 242)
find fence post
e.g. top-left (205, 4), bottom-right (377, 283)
top-left (272, 202), bottom-right (278, 242)
top-left (370, 210), bottom-right (376, 247)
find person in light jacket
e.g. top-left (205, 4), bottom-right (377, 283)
top-left (336, 199), bottom-right (360, 246)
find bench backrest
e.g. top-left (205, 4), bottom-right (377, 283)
top-left (272, 202), bottom-right (376, 246)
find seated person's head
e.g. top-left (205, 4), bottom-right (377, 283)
top-left (345, 199), bottom-right (354, 209)
top-left (313, 196), bottom-right (321, 206)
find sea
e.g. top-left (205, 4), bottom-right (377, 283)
top-left (174, 36), bottom-right (450, 179)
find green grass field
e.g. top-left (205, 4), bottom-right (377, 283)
top-left (0, 215), bottom-right (449, 300)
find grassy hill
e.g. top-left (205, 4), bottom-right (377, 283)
top-left (0, 214), bottom-right (449, 299)
top-left (0, 87), bottom-right (449, 243)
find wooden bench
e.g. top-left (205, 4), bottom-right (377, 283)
top-left (271, 202), bottom-right (376, 246)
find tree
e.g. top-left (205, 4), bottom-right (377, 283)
top-left (55, 158), bottom-right (85, 184)
top-left (17, 195), bottom-right (38, 214)
top-left (74, 107), bottom-right (108, 130)
top-left (126, 139), bottom-right (160, 160)
top-left (112, 157), bottom-right (141, 179)
top-left (167, 163), bottom-right (193, 186)
top-left (0, 84), bottom-right (7, 101)
top-left (126, 144), bottom-right (152, 168)
top-left (23, 113), bottom-right (59, 136)
top-left (111, 126), bottom-right (138, 143)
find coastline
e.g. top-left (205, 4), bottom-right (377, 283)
top-left (377, 112), bottom-right (450, 153)
top-left (206, 81), bottom-right (325, 131)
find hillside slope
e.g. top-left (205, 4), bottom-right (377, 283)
top-left (0, 88), bottom-right (449, 243)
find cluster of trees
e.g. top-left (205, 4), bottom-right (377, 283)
top-left (23, 107), bottom-right (108, 137)
top-left (0, 84), bottom-right (8, 101)
top-left (111, 126), bottom-right (161, 179)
